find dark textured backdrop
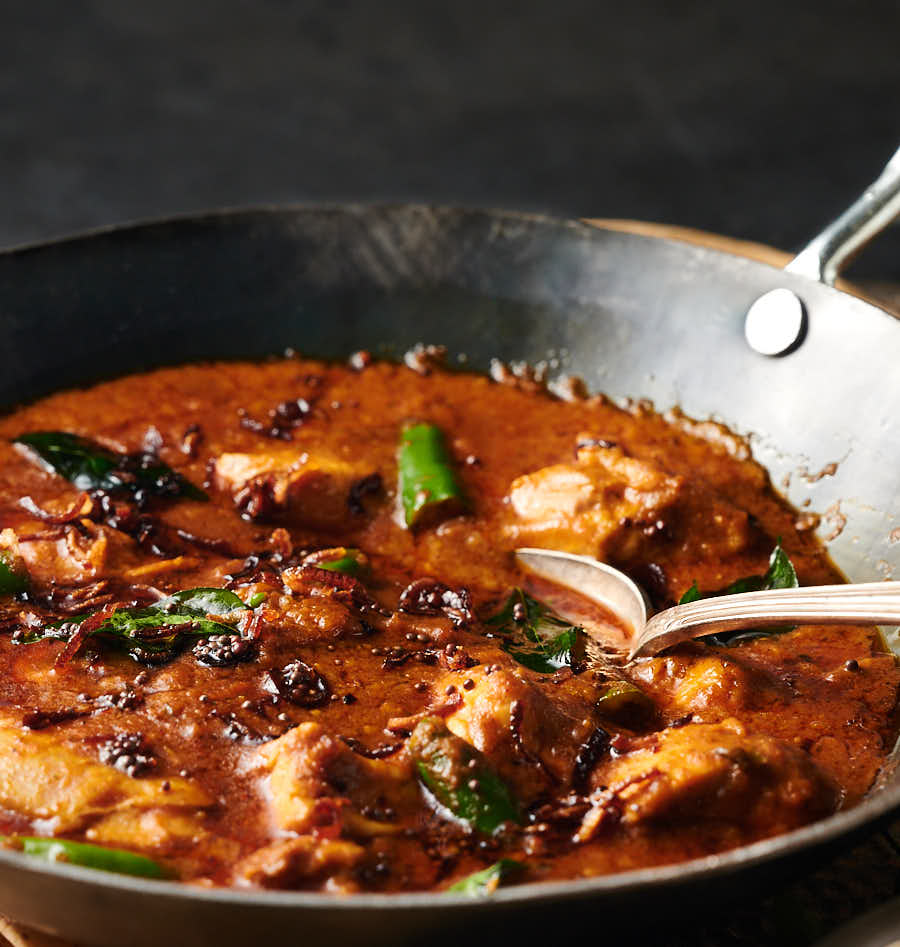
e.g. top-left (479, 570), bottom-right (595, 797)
top-left (1, 0), bottom-right (899, 277)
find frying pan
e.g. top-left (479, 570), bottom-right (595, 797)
top-left (1, 148), bottom-right (900, 945)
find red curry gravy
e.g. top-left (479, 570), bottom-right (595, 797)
top-left (0, 354), bottom-right (895, 892)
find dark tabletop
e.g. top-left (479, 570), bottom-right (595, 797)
top-left (1, 0), bottom-right (898, 279)
top-left (1, 4), bottom-right (899, 945)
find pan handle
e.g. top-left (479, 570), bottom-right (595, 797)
top-left (786, 144), bottom-right (900, 285)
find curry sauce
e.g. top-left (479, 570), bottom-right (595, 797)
top-left (0, 354), bottom-right (895, 892)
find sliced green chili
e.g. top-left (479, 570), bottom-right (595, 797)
top-left (315, 548), bottom-right (366, 577)
top-left (595, 679), bottom-right (655, 719)
top-left (398, 423), bottom-right (467, 528)
top-left (4, 836), bottom-right (169, 879)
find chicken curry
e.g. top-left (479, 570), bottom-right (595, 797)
top-left (0, 352), bottom-right (896, 894)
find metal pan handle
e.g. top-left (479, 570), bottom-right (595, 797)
top-left (786, 144), bottom-right (900, 285)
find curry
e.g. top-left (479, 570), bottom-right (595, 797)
top-left (0, 352), bottom-right (895, 893)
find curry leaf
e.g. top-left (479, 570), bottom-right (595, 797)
top-left (486, 588), bottom-right (581, 673)
top-left (160, 587), bottom-right (248, 617)
top-left (98, 609), bottom-right (236, 640)
top-left (0, 551), bottom-right (28, 596)
top-left (409, 718), bottom-right (520, 835)
top-left (14, 431), bottom-right (207, 502)
top-left (448, 859), bottom-right (524, 896)
top-left (678, 581), bottom-right (702, 605)
top-left (19, 587), bottom-right (248, 664)
top-left (764, 543), bottom-right (799, 590)
top-left (679, 543), bottom-right (799, 645)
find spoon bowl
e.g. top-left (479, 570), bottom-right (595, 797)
top-left (515, 547), bottom-right (900, 661)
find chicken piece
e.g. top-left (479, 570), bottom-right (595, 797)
top-left (444, 667), bottom-right (597, 799)
top-left (580, 720), bottom-right (838, 839)
top-left (86, 809), bottom-right (208, 850)
top-left (505, 440), bottom-right (754, 564)
top-left (505, 443), bottom-right (681, 560)
top-left (255, 723), bottom-right (417, 838)
top-left (0, 723), bottom-right (212, 833)
top-left (631, 652), bottom-right (784, 719)
top-left (264, 590), bottom-right (366, 644)
top-left (214, 449), bottom-right (379, 527)
top-left (233, 836), bottom-right (365, 891)
top-left (0, 522), bottom-right (141, 587)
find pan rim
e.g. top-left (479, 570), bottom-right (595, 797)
top-left (0, 787), bottom-right (895, 910)
top-left (2, 200), bottom-right (896, 327)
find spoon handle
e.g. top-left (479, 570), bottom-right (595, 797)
top-left (630, 582), bottom-right (900, 658)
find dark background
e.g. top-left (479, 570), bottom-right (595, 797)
top-left (1, 0), bottom-right (898, 278)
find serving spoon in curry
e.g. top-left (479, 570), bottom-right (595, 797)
top-left (515, 547), bottom-right (900, 661)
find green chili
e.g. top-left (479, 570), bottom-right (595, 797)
top-left (595, 679), bottom-right (655, 720)
top-left (398, 423), bottom-right (467, 528)
top-left (315, 548), bottom-right (366, 577)
top-left (4, 836), bottom-right (169, 879)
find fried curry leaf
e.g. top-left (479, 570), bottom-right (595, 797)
top-left (20, 587), bottom-right (249, 664)
top-left (487, 588), bottom-right (581, 673)
top-left (679, 543), bottom-right (799, 645)
top-left (0, 550), bottom-right (28, 596)
top-left (3, 836), bottom-right (169, 879)
top-left (98, 608), bottom-right (236, 641)
top-left (679, 581), bottom-right (702, 605)
top-left (13, 431), bottom-right (207, 502)
top-left (764, 543), bottom-right (799, 590)
top-left (160, 587), bottom-right (248, 617)
top-left (448, 859), bottom-right (525, 896)
top-left (409, 717), bottom-right (520, 835)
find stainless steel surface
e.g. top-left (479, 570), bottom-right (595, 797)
top-left (744, 144), bottom-right (900, 355)
top-left (0, 204), bottom-right (899, 944)
top-left (632, 582), bottom-right (900, 658)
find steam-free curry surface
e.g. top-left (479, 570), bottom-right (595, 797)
top-left (0, 355), bottom-right (896, 892)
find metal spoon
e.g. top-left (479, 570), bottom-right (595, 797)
top-left (515, 547), bottom-right (900, 661)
